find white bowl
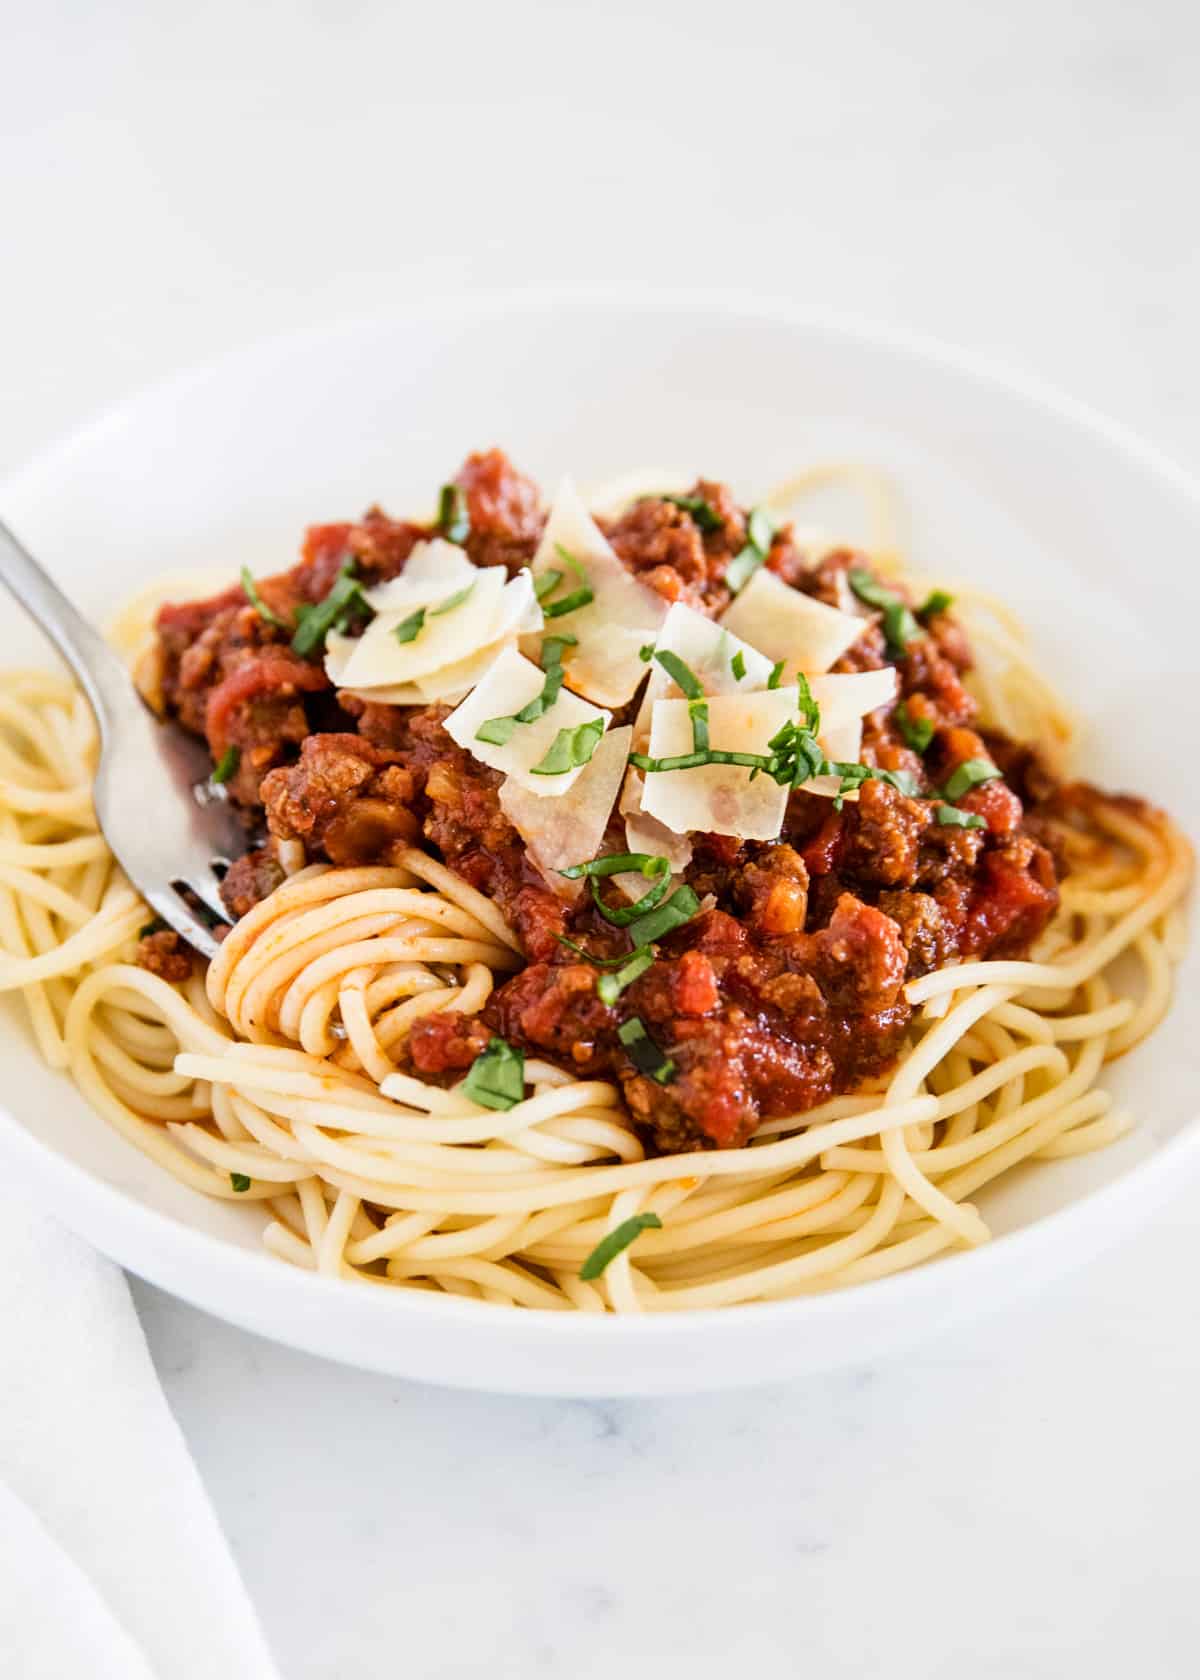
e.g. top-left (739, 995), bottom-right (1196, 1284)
top-left (1, 297), bottom-right (1197, 1395)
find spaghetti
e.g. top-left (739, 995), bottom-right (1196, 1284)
top-left (0, 466), bottom-right (1190, 1312)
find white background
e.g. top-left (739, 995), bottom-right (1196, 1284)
top-left (5, 2), bottom-right (1200, 1674)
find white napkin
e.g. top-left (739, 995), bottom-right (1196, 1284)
top-left (0, 1183), bottom-right (279, 1680)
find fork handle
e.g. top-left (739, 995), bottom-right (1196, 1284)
top-left (0, 520), bottom-right (131, 729)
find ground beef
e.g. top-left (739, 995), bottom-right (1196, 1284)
top-left (151, 451), bottom-right (1066, 1154)
top-left (259, 734), bottom-right (420, 866)
top-left (220, 849), bottom-right (285, 919)
top-left (454, 449), bottom-right (544, 572)
top-left (136, 929), bottom-right (194, 983)
top-left (601, 479), bottom-right (749, 610)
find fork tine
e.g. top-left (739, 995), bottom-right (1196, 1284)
top-left (143, 885), bottom-right (222, 963)
top-left (181, 869), bottom-right (233, 925)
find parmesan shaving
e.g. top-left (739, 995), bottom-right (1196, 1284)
top-left (527, 477), bottom-right (668, 707)
top-left (361, 539), bottom-right (476, 611)
top-left (808, 667), bottom-right (897, 721)
top-left (443, 645), bottom-right (611, 795)
top-left (499, 727), bottom-right (632, 898)
top-left (615, 768), bottom-right (693, 899)
top-left (634, 601), bottom-right (774, 745)
top-left (330, 567), bottom-right (542, 704)
top-left (719, 567), bottom-right (866, 678)
top-left (641, 688), bottom-right (800, 841)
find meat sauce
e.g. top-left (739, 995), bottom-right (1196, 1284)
top-left (150, 449), bottom-right (1062, 1153)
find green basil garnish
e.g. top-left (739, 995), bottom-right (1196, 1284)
top-left (291, 559), bottom-right (374, 658)
top-left (211, 745), bottom-right (240, 785)
top-left (617, 1017), bottom-right (676, 1084)
top-left (438, 483), bottom-right (470, 545)
top-left (934, 804), bottom-right (986, 830)
top-left (663, 494), bottom-right (722, 533)
top-left (579, 1212), bottom-right (663, 1280)
top-left (462, 1037), bottom-right (526, 1111)
top-left (939, 758), bottom-right (1000, 802)
top-left (848, 569), bottom-right (920, 657)
top-left (240, 567), bottom-right (285, 628)
top-left (895, 701), bottom-right (935, 754)
top-left (529, 717), bottom-right (605, 776)
top-left (393, 607), bottom-right (426, 644)
top-left (596, 946), bottom-right (656, 1006)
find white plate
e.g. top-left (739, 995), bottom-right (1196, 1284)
top-left (1, 296), bottom-right (1197, 1395)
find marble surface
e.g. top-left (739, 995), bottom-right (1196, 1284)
top-left (5, 1), bottom-right (1200, 1673)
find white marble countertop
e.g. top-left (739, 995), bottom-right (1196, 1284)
top-left (5, 2), bottom-right (1200, 1673)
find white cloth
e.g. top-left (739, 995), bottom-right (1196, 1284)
top-left (0, 1185), bottom-right (278, 1680)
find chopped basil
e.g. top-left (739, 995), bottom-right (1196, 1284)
top-left (795, 671), bottom-right (820, 733)
top-left (395, 581), bottom-right (477, 644)
top-left (240, 566), bottom-right (285, 628)
top-left (562, 851), bottom-right (671, 925)
top-left (475, 715), bottom-right (517, 747)
top-left (540, 544), bottom-right (595, 619)
top-left (919, 588), bottom-right (954, 619)
top-left (211, 745), bottom-right (240, 785)
top-left (596, 946), bottom-right (656, 1005)
top-left (552, 934), bottom-right (633, 969)
top-left (230, 1172), bottom-right (251, 1193)
top-left (138, 917), bottom-right (166, 940)
top-left (767, 659), bottom-right (785, 690)
top-left (477, 635), bottom-right (573, 747)
top-left (730, 649), bottom-right (746, 681)
top-left (630, 747), bottom-right (766, 775)
top-left (561, 851), bottom-right (669, 882)
top-left (725, 546), bottom-right (762, 594)
top-left (628, 884), bottom-right (701, 948)
top-left (848, 569), bottom-right (920, 657)
top-left (393, 606), bottom-right (427, 644)
top-left (825, 761), bottom-right (922, 800)
top-left (543, 587), bottom-right (594, 620)
top-left (617, 1016), bottom-right (676, 1084)
top-left (430, 581), bottom-right (477, 616)
top-left (663, 493), bottom-right (722, 533)
top-left (896, 701), bottom-right (935, 754)
top-left (638, 642), bottom-right (655, 662)
top-left (687, 697), bottom-right (710, 754)
top-left (747, 506), bottom-right (777, 554)
top-left (541, 632), bottom-right (578, 666)
top-left (437, 483), bottom-right (470, 545)
top-left (653, 648), bottom-right (705, 700)
top-left (291, 559), bottom-right (373, 658)
top-left (939, 758), bottom-right (1000, 802)
top-left (725, 505), bottom-right (777, 594)
top-left (579, 1212), bottom-right (663, 1281)
top-left (529, 717), bottom-right (605, 776)
top-left (462, 1036), bottom-right (526, 1111)
top-left (535, 568), bottom-right (564, 602)
top-left (935, 804), bottom-right (986, 830)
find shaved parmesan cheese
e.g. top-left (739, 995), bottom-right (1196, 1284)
top-left (499, 727), bottom-right (632, 898)
top-left (362, 539), bottom-right (476, 611)
top-left (335, 568), bottom-right (510, 689)
top-left (527, 477), bottom-right (668, 707)
top-left (808, 667), bottom-right (897, 721)
top-left (634, 601), bottom-right (774, 744)
top-left (330, 567), bottom-right (543, 702)
top-left (719, 568), bottom-right (866, 678)
top-left (819, 713), bottom-right (863, 764)
top-left (444, 645), bottom-right (611, 795)
top-left (641, 688), bottom-right (800, 841)
top-left (615, 768), bottom-right (693, 899)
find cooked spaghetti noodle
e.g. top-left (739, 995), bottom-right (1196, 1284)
top-left (0, 464), bottom-right (1190, 1312)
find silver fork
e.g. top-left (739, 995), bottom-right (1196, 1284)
top-left (0, 521), bottom-right (243, 958)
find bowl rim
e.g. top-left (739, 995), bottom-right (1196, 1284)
top-left (1, 286), bottom-right (1197, 1346)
